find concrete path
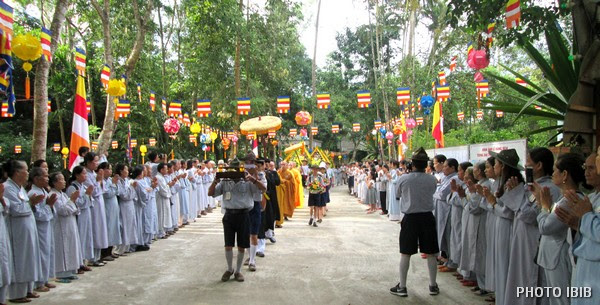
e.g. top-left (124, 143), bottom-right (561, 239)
top-left (39, 186), bottom-right (486, 305)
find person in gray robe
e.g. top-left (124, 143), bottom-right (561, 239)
top-left (4, 161), bottom-right (43, 302)
top-left (481, 157), bottom-right (498, 295)
top-left (115, 164), bottom-right (138, 254)
top-left (168, 163), bottom-right (182, 231)
top-left (434, 159), bottom-right (459, 270)
top-left (448, 162), bottom-right (472, 280)
top-left (535, 153), bottom-right (585, 305)
top-left (464, 163), bottom-right (491, 294)
top-left (132, 165), bottom-right (148, 249)
top-left (0, 182), bottom-right (13, 305)
top-left (99, 163), bottom-right (121, 255)
top-left (142, 165), bottom-right (158, 246)
top-left (81, 153), bottom-right (109, 263)
top-left (66, 166), bottom-right (94, 269)
top-left (156, 163), bottom-right (173, 238)
top-left (28, 168), bottom-right (58, 292)
top-left (49, 173), bottom-right (82, 282)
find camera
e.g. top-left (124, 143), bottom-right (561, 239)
top-left (525, 167), bottom-right (534, 185)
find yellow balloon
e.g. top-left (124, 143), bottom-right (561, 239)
top-left (190, 122), bottom-right (201, 135)
top-left (106, 79), bottom-right (122, 96)
top-left (210, 132), bottom-right (218, 140)
top-left (22, 62), bottom-right (32, 72)
top-left (12, 33), bottom-right (42, 61)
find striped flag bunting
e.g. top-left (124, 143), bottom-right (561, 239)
top-left (276, 96), bottom-right (290, 113)
top-left (237, 97), bottom-right (251, 115)
top-left (396, 87), bottom-right (410, 105)
top-left (317, 93), bottom-right (331, 109)
top-left (357, 90), bottom-right (371, 108)
top-left (101, 64), bottom-right (110, 88)
top-left (289, 128), bottom-right (297, 137)
top-left (352, 123), bottom-right (360, 132)
top-left (40, 27), bottom-right (52, 62)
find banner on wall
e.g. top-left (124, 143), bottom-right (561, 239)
top-left (426, 139), bottom-right (527, 166)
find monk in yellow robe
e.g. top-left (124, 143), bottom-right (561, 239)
top-left (289, 161), bottom-right (304, 208)
top-left (276, 161), bottom-right (296, 226)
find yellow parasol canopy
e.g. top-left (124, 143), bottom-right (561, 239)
top-left (284, 142), bottom-right (305, 154)
top-left (239, 116), bottom-right (282, 135)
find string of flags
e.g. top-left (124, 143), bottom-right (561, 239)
top-left (276, 96), bottom-right (290, 113)
top-left (237, 97), bottom-right (251, 115)
top-left (357, 90), bottom-right (371, 108)
top-left (317, 93), bottom-right (330, 109)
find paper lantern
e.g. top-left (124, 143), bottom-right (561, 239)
top-left (294, 111), bottom-right (312, 126)
top-left (163, 118), bottom-right (181, 135)
top-left (406, 118), bottom-right (416, 129)
top-left (385, 131), bottom-right (394, 140)
top-left (467, 49), bottom-right (490, 70)
top-left (231, 135), bottom-right (238, 143)
top-left (106, 79), bottom-right (126, 96)
top-left (12, 34), bottom-right (42, 61)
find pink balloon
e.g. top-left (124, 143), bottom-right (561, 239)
top-left (387, 139), bottom-right (392, 144)
top-left (406, 119), bottom-right (416, 129)
top-left (385, 131), bottom-right (394, 140)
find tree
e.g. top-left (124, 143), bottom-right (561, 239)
top-left (92, 0), bottom-right (154, 155)
top-left (31, 0), bottom-right (69, 162)
top-left (448, 0), bottom-right (599, 149)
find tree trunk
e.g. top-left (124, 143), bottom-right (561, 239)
top-left (158, 5), bottom-right (167, 95)
top-left (234, 0), bottom-right (243, 97)
top-left (562, 0), bottom-right (599, 149)
top-left (406, 0), bottom-right (418, 58)
top-left (95, 0), bottom-right (154, 155)
top-left (31, 0), bottom-right (69, 162)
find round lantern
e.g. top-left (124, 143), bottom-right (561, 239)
top-left (231, 135), bottom-right (239, 143)
top-left (387, 139), bottom-right (392, 144)
top-left (420, 95), bottom-right (434, 108)
top-left (106, 79), bottom-right (126, 96)
top-left (294, 111), bottom-right (312, 126)
top-left (271, 139), bottom-right (278, 146)
top-left (406, 118), bottom-right (416, 129)
top-left (393, 124), bottom-right (404, 135)
top-left (12, 33), bottom-right (42, 61)
top-left (424, 109), bottom-right (431, 115)
top-left (163, 118), bottom-right (181, 135)
top-left (222, 138), bottom-right (231, 150)
top-left (385, 131), bottom-right (394, 140)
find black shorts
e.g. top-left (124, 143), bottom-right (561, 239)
top-left (308, 193), bottom-right (321, 207)
top-left (399, 212), bottom-right (439, 255)
top-left (223, 211), bottom-right (250, 248)
top-left (248, 201), bottom-right (262, 235)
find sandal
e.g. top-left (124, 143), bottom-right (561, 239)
top-left (26, 292), bottom-right (40, 298)
top-left (56, 278), bottom-right (72, 284)
top-left (90, 261), bottom-right (105, 267)
top-left (484, 296), bottom-right (495, 302)
top-left (8, 298), bottom-right (31, 303)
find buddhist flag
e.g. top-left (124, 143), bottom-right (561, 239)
top-left (449, 56), bottom-right (457, 72)
top-left (168, 100), bottom-right (182, 116)
top-left (476, 80), bottom-right (489, 108)
top-left (237, 97), bottom-right (251, 115)
top-left (534, 105), bottom-right (542, 110)
top-left (457, 112), bottom-right (464, 121)
top-left (137, 83), bottom-right (142, 103)
top-left (161, 97), bottom-right (167, 114)
top-left (352, 123), bottom-right (360, 132)
top-left (100, 64), bottom-right (110, 88)
top-left (317, 93), bottom-right (331, 109)
top-left (438, 71), bottom-right (447, 86)
top-left (47, 100), bottom-right (51, 112)
top-left (13, 145), bottom-right (21, 154)
top-left (52, 143), bottom-right (60, 152)
top-left (431, 101), bottom-right (444, 148)
top-left (149, 91), bottom-right (156, 111)
top-left (0, 2), bottom-right (13, 36)
top-left (189, 134), bottom-right (197, 144)
top-left (115, 99), bottom-right (131, 119)
top-left (488, 21), bottom-right (496, 34)
top-left (506, 0), bottom-right (521, 29)
top-left (357, 90), bottom-right (371, 108)
top-left (289, 128), bottom-right (297, 137)
top-left (149, 138), bottom-right (157, 147)
top-left (86, 98), bottom-right (91, 115)
top-left (130, 138), bottom-right (137, 148)
top-left (91, 141), bottom-right (98, 150)
top-left (374, 119), bottom-right (382, 129)
top-left (496, 110), bottom-right (504, 118)
top-left (331, 124), bottom-right (340, 134)
top-left (75, 48), bottom-right (86, 76)
top-left (311, 126), bottom-right (318, 135)
top-left (276, 96), bottom-right (290, 113)
top-left (416, 117), bottom-right (423, 125)
top-left (436, 85), bottom-right (450, 102)
top-left (1, 101), bottom-right (12, 117)
top-left (476, 110), bottom-right (484, 120)
top-left (111, 141), bottom-right (118, 149)
top-left (246, 133), bottom-right (255, 140)
top-left (515, 78), bottom-right (527, 86)
top-left (183, 113), bottom-right (191, 127)
top-left (40, 27), bottom-right (52, 62)
top-left (197, 99), bottom-right (211, 117)
top-left (396, 87), bottom-right (410, 105)
top-left (268, 130), bottom-right (276, 138)
top-left (68, 73), bottom-right (90, 171)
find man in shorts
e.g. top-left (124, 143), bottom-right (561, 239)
top-left (390, 147), bottom-right (440, 297)
top-left (208, 159), bottom-right (266, 282)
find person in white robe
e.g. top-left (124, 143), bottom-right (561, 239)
top-left (142, 165), bottom-right (158, 246)
top-left (49, 173), bottom-right (82, 282)
top-left (481, 157), bottom-right (497, 296)
top-left (203, 163), bottom-right (215, 211)
top-left (4, 161), bottom-right (43, 302)
top-left (156, 163), bottom-right (173, 239)
top-left (66, 166), bottom-right (94, 271)
top-left (186, 160), bottom-right (198, 222)
top-left (28, 167), bottom-right (58, 292)
top-left (99, 163), bottom-right (122, 255)
top-left (115, 164), bottom-right (138, 254)
top-left (434, 159), bottom-right (459, 271)
top-left (0, 182), bottom-right (13, 305)
top-left (387, 161), bottom-right (402, 222)
top-left (168, 161), bottom-right (182, 231)
top-left (177, 161), bottom-right (190, 225)
top-left (197, 162), bottom-right (208, 215)
top-left (555, 152), bottom-right (600, 305)
top-left (81, 153), bottom-right (109, 263)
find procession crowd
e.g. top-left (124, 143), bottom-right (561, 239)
top-left (342, 147), bottom-right (599, 305)
top-left (0, 147), bottom-right (316, 304)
